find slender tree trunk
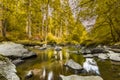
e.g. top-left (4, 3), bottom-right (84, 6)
top-left (26, 0), bottom-right (32, 39)
top-left (1, 19), bottom-right (7, 38)
top-left (42, 13), bottom-right (45, 38)
top-left (45, 0), bottom-right (49, 42)
top-left (60, 21), bottom-right (62, 38)
top-left (0, 2), bottom-right (6, 38)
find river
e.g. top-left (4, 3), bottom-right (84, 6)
top-left (16, 46), bottom-right (120, 80)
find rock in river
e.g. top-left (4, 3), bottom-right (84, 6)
top-left (98, 53), bottom-right (108, 60)
top-left (0, 55), bottom-right (20, 80)
top-left (64, 59), bottom-right (83, 70)
top-left (108, 51), bottom-right (120, 62)
top-left (60, 75), bottom-right (103, 80)
top-left (0, 42), bottom-right (37, 59)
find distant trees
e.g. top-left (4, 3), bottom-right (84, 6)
top-left (2, 0), bottom-right (119, 45)
top-left (79, 0), bottom-right (120, 44)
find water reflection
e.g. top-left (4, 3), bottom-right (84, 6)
top-left (48, 71), bottom-right (53, 80)
top-left (17, 46), bottom-right (120, 80)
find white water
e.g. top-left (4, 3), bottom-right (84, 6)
top-left (83, 58), bottom-right (100, 75)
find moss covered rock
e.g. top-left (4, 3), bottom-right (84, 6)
top-left (0, 55), bottom-right (20, 80)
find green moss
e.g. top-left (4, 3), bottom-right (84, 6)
top-left (0, 55), bottom-right (7, 62)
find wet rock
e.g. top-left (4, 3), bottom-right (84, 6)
top-left (39, 44), bottom-right (47, 50)
top-left (110, 48), bottom-right (120, 53)
top-left (91, 48), bottom-right (108, 53)
top-left (83, 54), bottom-right (93, 58)
top-left (64, 59), bottom-right (83, 70)
top-left (22, 51), bottom-right (37, 59)
top-left (67, 50), bottom-right (79, 54)
top-left (98, 54), bottom-right (108, 60)
top-left (108, 51), bottom-right (120, 62)
top-left (12, 59), bottom-right (24, 65)
top-left (25, 68), bottom-right (46, 79)
top-left (54, 46), bottom-right (62, 51)
top-left (34, 46), bottom-right (40, 49)
top-left (0, 55), bottom-right (20, 80)
top-left (80, 47), bottom-right (91, 54)
top-left (0, 42), bottom-right (37, 59)
top-left (60, 75), bottom-right (103, 80)
top-left (25, 70), bottom-right (33, 79)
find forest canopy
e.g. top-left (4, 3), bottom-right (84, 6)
top-left (0, 0), bottom-right (120, 45)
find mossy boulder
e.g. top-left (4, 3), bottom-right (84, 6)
top-left (0, 55), bottom-right (20, 80)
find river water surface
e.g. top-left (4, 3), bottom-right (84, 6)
top-left (17, 46), bottom-right (120, 80)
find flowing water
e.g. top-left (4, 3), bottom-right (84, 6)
top-left (17, 46), bottom-right (120, 80)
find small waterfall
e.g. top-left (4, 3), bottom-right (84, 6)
top-left (83, 58), bottom-right (100, 75)
top-left (48, 71), bottom-right (53, 80)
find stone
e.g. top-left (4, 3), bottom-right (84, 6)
top-left (107, 51), bottom-right (120, 62)
top-left (60, 75), bottom-right (103, 80)
top-left (0, 42), bottom-right (37, 59)
top-left (91, 48), bottom-right (108, 53)
top-left (83, 54), bottom-right (93, 58)
top-left (54, 46), bottom-right (62, 51)
top-left (64, 59), bottom-right (83, 70)
top-left (0, 55), bottom-right (20, 80)
top-left (98, 54), bottom-right (108, 60)
top-left (22, 51), bottom-right (37, 59)
top-left (67, 50), bottom-right (79, 54)
top-left (12, 59), bottom-right (24, 65)
top-left (39, 44), bottom-right (47, 50)
top-left (110, 48), bottom-right (120, 53)
top-left (80, 47), bottom-right (91, 54)
top-left (25, 68), bottom-right (46, 79)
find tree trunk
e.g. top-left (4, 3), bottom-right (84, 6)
top-left (1, 19), bottom-right (7, 38)
top-left (26, 0), bottom-right (32, 39)
top-left (45, 0), bottom-right (49, 42)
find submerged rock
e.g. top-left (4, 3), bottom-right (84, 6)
top-left (60, 75), bottom-right (103, 80)
top-left (65, 59), bottom-right (83, 70)
top-left (0, 42), bottom-right (37, 59)
top-left (0, 55), bottom-right (20, 80)
top-left (12, 59), bottom-right (24, 65)
top-left (54, 46), bottom-right (62, 51)
top-left (25, 68), bottom-right (46, 79)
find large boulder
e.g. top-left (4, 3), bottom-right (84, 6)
top-left (60, 75), bottom-right (103, 80)
top-left (64, 59), bottom-right (83, 70)
top-left (107, 51), bottom-right (120, 62)
top-left (0, 42), bottom-right (37, 59)
top-left (0, 55), bottom-right (20, 80)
